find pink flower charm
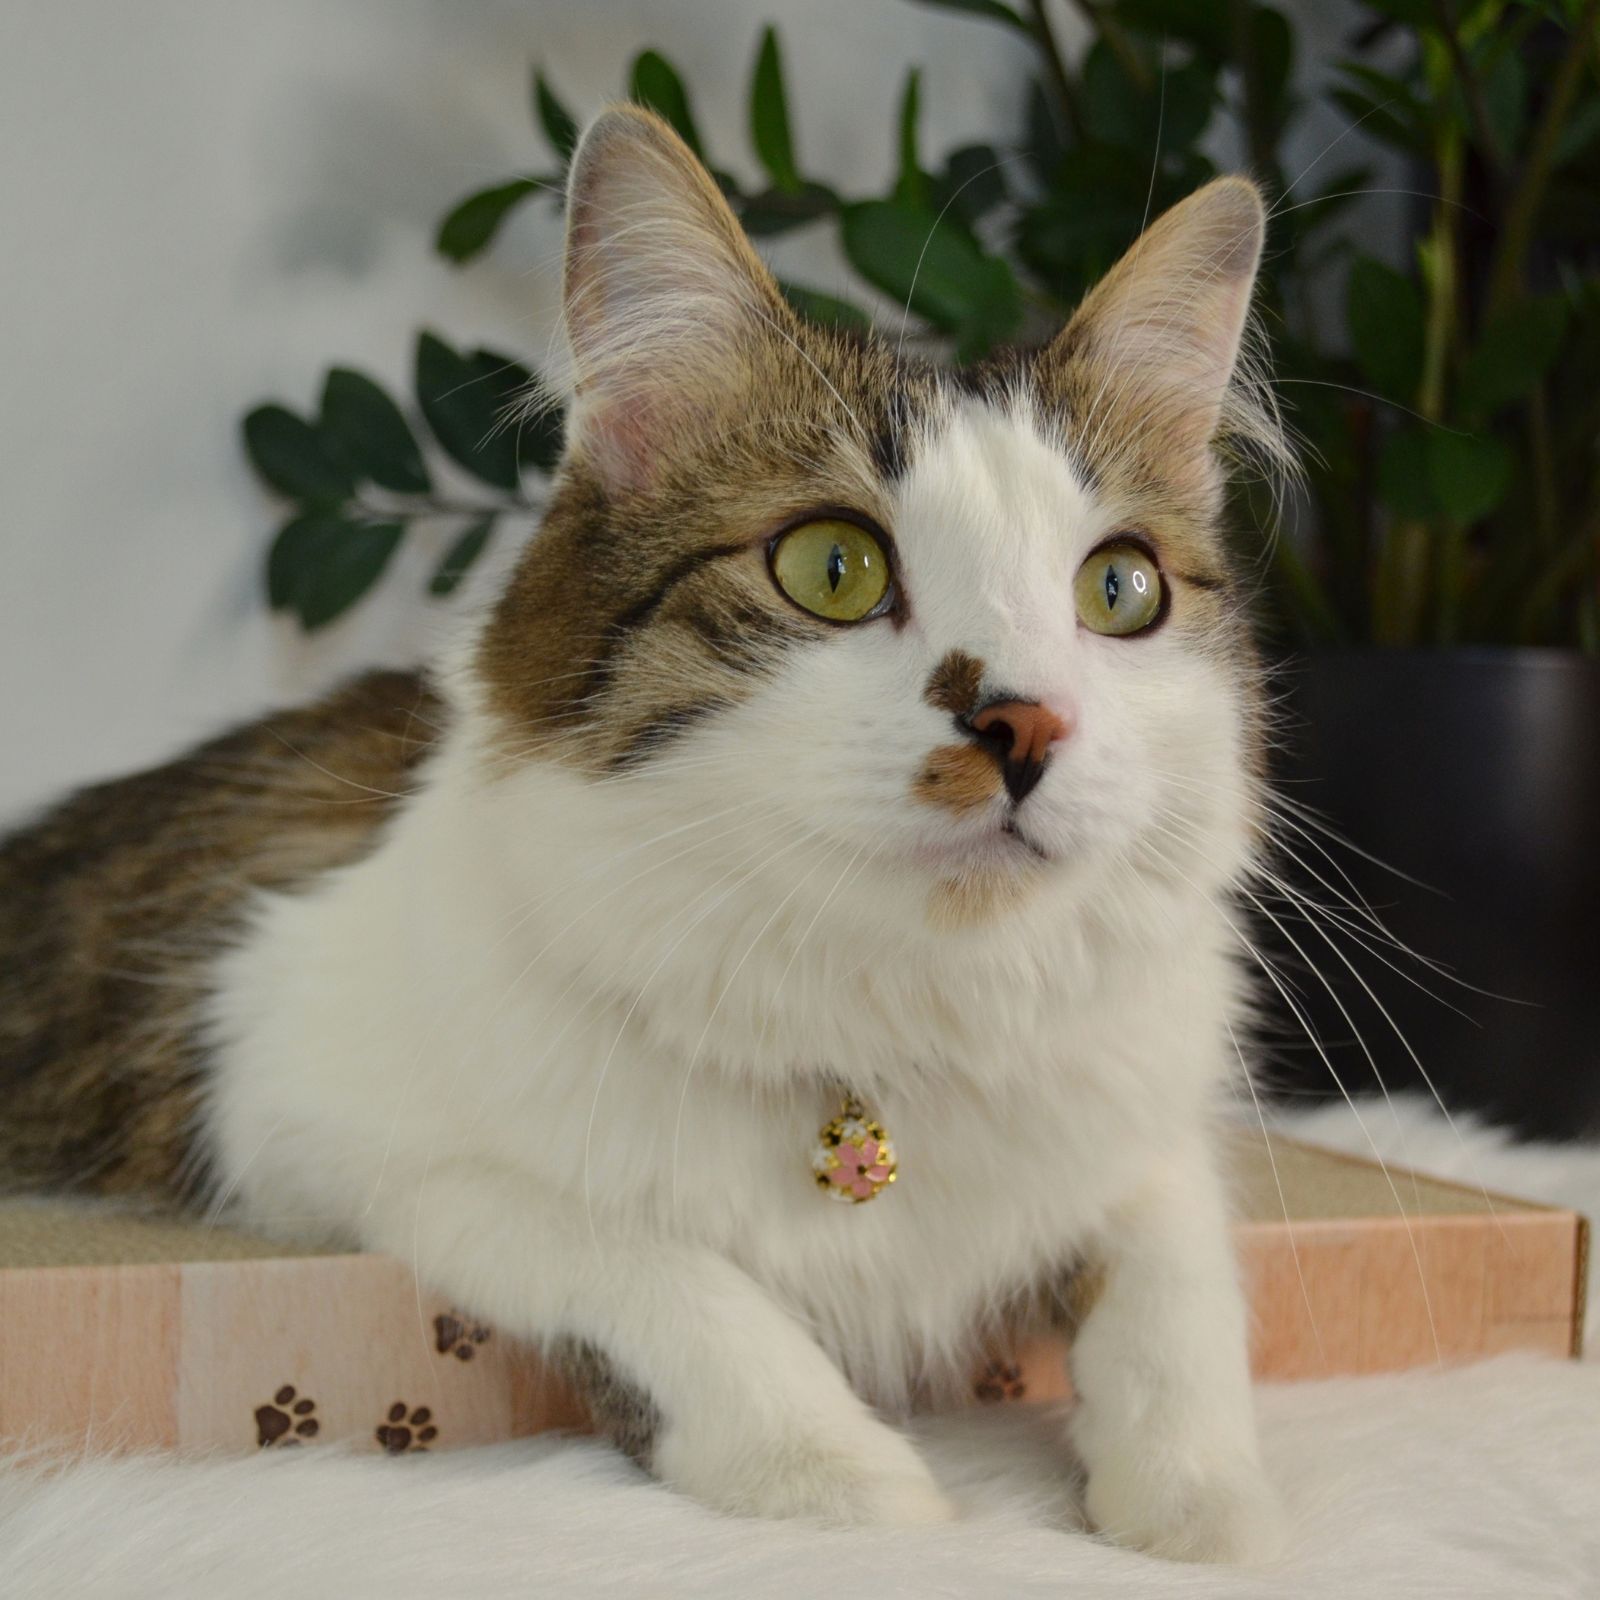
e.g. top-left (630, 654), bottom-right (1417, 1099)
top-left (830, 1137), bottom-right (893, 1200)
top-left (811, 1099), bottom-right (897, 1204)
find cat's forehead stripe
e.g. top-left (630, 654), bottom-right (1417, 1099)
top-left (475, 312), bottom-right (1246, 778)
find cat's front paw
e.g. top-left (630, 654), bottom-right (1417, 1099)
top-left (655, 1413), bottom-right (955, 1528)
top-left (1085, 1452), bottom-right (1285, 1565)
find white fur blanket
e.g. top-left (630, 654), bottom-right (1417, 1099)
top-left (5, 1098), bottom-right (1598, 1600)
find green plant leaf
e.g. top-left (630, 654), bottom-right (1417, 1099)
top-left (319, 368), bottom-right (430, 494)
top-left (1336, 63), bottom-right (1425, 112)
top-left (1117, 0), bottom-right (1231, 55)
top-left (894, 70), bottom-right (928, 209)
top-left (1357, 0), bottom-right (1434, 22)
top-left (779, 281), bottom-right (873, 330)
top-left (1024, 79), bottom-right (1066, 187)
top-left (840, 200), bottom-right (1021, 357)
top-left (1080, 41), bottom-right (1214, 153)
top-left (1539, 176), bottom-right (1600, 246)
top-left (1266, 514), bottom-right (1347, 642)
top-left (1080, 42), bottom-right (1139, 149)
top-left (1247, 5), bottom-right (1294, 128)
top-left (1015, 143), bottom-right (1174, 296)
top-left (629, 50), bottom-right (703, 157)
top-left (1477, 40), bottom-right (1527, 161)
top-left (534, 71), bottom-right (578, 160)
top-left (1554, 97), bottom-right (1600, 166)
top-left (1375, 428), bottom-right (1440, 519)
top-left (936, 144), bottom-right (1007, 228)
top-left (295, 520), bottom-right (406, 629)
top-left (266, 511), bottom-right (337, 610)
top-left (416, 332), bottom-right (545, 491)
top-left (429, 516), bottom-right (496, 597)
top-left (1329, 79), bottom-right (1427, 156)
top-left (266, 511), bottom-right (405, 627)
top-left (1327, 88), bottom-right (1413, 155)
top-left (739, 182), bottom-right (838, 236)
top-left (435, 178), bottom-right (544, 264)
top-left (1457, 295), bottom-right (1570, 417)
top-left (900, 0), bottom-right (1030, 31)
top-left (750, 27), bottom-right (801, 192)
top-left (1291, 165), bottom-right (1376, 235)
top-left (1346, 256), bottom-right (1425, 403)
top-left (243, 405), bottom-right (354, 504)
top-left (1427, 430), bottom-right (1513, 523)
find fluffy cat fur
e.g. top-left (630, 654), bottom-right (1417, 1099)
top-left (0, 107), bottom-right (1290, 1562)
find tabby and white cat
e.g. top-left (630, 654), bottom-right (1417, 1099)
top-left (0, 107), bottom-right (1290, 1561)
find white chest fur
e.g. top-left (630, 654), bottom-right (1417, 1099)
top-left (205, 724), bottom-right (1237, 1412)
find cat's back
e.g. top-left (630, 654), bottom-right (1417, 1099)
top-left (0, 669), bottom-right (443, 1198)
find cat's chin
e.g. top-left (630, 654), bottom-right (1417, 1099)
top-left (905, 819), bottom-right (1054, 876)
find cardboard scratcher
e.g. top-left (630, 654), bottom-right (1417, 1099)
top-left (0, 1131), bottom-right (1586, 1458)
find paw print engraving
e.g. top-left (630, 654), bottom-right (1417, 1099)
top-left (433, 1310), bottom-right (492, 1361)
top-left (255, 1385), bottom-right (320, 1447)
top-left (375, 1401), bottom-right (438, 1454)
top-left (974, 1360), bottom-right (1027, 1404)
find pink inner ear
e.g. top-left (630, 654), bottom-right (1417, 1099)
top-left (559, 114), bottom-right (797, 496)
top-left (1191, 275), bottom-right (1254, 385)
top-left (576, 386), bottom-right (662, 493)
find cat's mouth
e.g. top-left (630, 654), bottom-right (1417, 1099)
top-left (910, 816), bottom-right (1053, 872)
top-left (1000, 816), bottom-right (1051, 862)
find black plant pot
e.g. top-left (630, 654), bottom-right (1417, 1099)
top-left (1261, 648), bottom-right (1600, 1140)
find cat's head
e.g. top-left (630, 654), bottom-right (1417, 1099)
top-left (473, 106), bottom-right (1282, 933)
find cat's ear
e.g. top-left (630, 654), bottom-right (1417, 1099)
top-left (560, 105), bottom-right (793, 491)
top-left (1047, 176), bottom-right (1269, 460)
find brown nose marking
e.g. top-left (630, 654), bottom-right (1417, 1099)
top-left (965, 699), bottom-right (1071, 806)
top-left (913, 745), bottom-right (1003, 814)
top-left (923, 650), bottom-right (986, 716)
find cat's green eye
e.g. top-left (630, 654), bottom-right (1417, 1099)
top-left (769, 518), bottom-right (893, 623)
top-left (1074, 540), bottom-right (1165, 636)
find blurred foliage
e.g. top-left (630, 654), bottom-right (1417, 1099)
top-left (244, 0), bottom-right (1600, 647)
top-left (244, 334), bottom-right (558, 627)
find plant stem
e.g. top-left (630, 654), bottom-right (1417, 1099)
top-left (1069, 0), bottom-right (1153, 93)
top-left (1229, 0), bottom-right (1282, 188)
top-left (1435, 522), bottom-right (1466, 643)
top-left (1579, 592), bottom-right (1600, 653)
top-left (1426, 132), bottom-right (1462, 643)
top-left (1027, 0), bottom-right (1086, 142)
top-left (1514, 495), bottom-right (1600, 634)
top-left (1485, 0), bottom-right (1600, 318)
top-left (355, 495), bottom-right (535, 521)
top-left (1376, 521), bottom-right (1430, 643)
top-left (1417, 148), bottom-right (1461, 427)
top-left (1527, 383), bottom-right (1559, 555)
top-left (1382, 88), bottom-right (1463, 646)
top-left (1428, 0), bottom-right (1505, 179)
top-left (1271, 522), bottom-right (1348, 643)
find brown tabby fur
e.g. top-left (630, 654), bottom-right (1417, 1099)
top-left (0, 671), bottom-right (440, 1197)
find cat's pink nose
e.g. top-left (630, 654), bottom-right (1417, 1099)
top-left (968, 699), bottom-right (1071, 764)
top-left (965, 699), bottom-right (1073, 804)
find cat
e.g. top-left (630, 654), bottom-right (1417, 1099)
top-left (0, 105), bottom-right (1291, 1561)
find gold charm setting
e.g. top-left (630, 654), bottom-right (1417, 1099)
top-left (812, 1097), bottom-right (897, 1204)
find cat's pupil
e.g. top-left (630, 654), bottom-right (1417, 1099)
top-left (1104, 564), bottom-right (1120, 610)
top-left (826, 544), bottom-right (845, 593)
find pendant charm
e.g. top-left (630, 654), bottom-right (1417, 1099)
top-left (811, 1097), bottom-right (897, 1204)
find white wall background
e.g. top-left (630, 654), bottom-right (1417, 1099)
top-left (0, 0), bottom-right (1386, 825)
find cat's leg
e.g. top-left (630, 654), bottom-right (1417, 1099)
top-left (364, 1159), bottom-right (953, 1527)
top-left (1068, 1135), bottom-right (1284, 1564)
